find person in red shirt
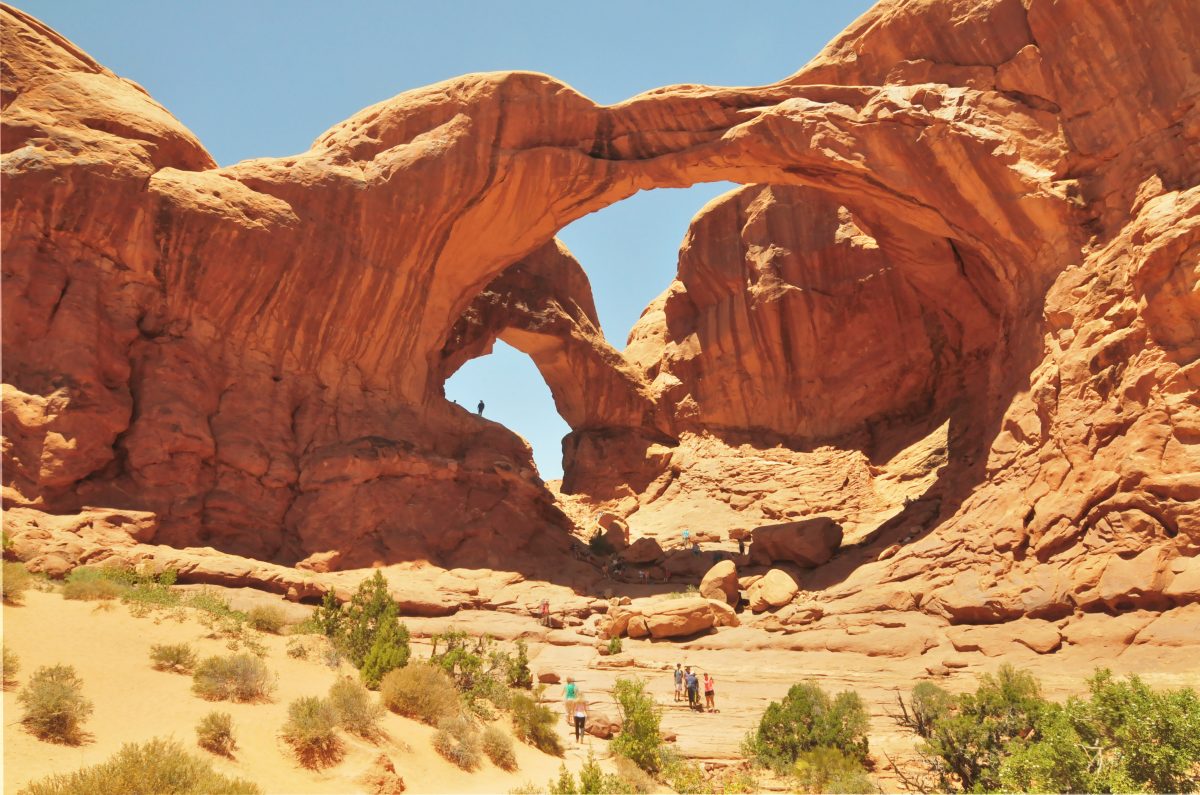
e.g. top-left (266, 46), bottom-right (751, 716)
top-left (703, 672), bottom-right (716, 712)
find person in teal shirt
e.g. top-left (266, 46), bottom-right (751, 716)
top-left (564, 677), bottom-right (578, 700)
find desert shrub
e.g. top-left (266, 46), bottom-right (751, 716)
top-left (997, 669), bottom-right (1200, 794)
top-left (61, 567), bottom-right (129, 601)
top-left (246, 605), bottom-right (287, 634)
top-left (328, 676), bottom-right (384, 738)
top-left (506, 638), bottom-right (533, 689)
top-left (906, 681), bottom-right (953, 738)
top-left (610, 755), bottom-right (659, 793)
top-left (360, 615), bottom-right (411, 689)
top-left (917, 664), bottom-right (1045, 792)
top-left (17, 738), bottom-right (260, 795)
top-left (150, 643), bottom-right (198, 674)
top-left (434, 714), bottom-right (482, 771)
top-left (482, 725), bottom-right (518, 771)
top-left (543, 751), bottom-right (649, 795)
top-left (195, 711), bottom-right (237, 756)
top-left (18, 664), bottom-right (93, 744)
top-left (380, 661), bottom-right (461, 724)
top-left (511, 690), bottom-right (564, 756)
top-left (606, 636), bottom-right (623, 655)
top-left (3, 645), bottom-right (19, 688)
top-left (282, 696), bottom-right (343, 768)
top-left (341, 571), bottom-right (405, 668)
top-left (588, 530), bottom-right (614, 557)
top-left (793, 746), bottom-right (876, 794)
top-left (4, 560), bottom-right (33, 603)
top-left (185, 589), bottom-right (243, 621)
top-left (611, 677), bottom-right (665, 773)
top-left (747, 681), bottom-right (869, 773)
top-left (192, 653), bottom-right (274, 702)
top-left (285, 638), bottom-right (309, 659)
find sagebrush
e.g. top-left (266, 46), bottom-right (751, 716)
top-left (195, 711), bottom-right (237, 756)
top-left (192, 653), bottom-right (274, 702)
top-left (18, 664), bottom-right (93, 744)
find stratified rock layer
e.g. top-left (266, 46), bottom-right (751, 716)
top-left (2, 0), bottom-right (1198, 635)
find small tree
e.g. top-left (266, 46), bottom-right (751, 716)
top-left (506, 638), bottom-right (533, 689)
top-left (511, 689), bottom-right (564, 757)
top-left (749, 681), bottom-right (870, 773)
top-left (611, 677), bottom-right (665, 773)
top-left (342, 571), bottom-right (401, 668)
top-left (18, 664), bottom-right (94, 744)
top-left (359, 610), bottom-right (410, 689)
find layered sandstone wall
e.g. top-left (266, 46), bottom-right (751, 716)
top-left (2, 0), bottom-right (1197, 626)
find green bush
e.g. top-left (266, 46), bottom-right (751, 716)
top-left (543, 751), bottom-right (651, 794)
top-left (506, 638), bottom-right (533, 689)
top-left (610, 755), bottom-right (659, 793)
top-left (511, 690), bottom-right (564, 757)
top-left (588, 530), bottom-right (614, 557)
top-left (997, 669), bottom-right (1200, 794)
top-left (341, 571), bottom-right (404, 667)
top-left (61, 567), bottom-right (128, 601)
top-left (282, 696), bottom-right (343, 768)
top-left (3, 561), bottom-right (33, 603)
top-left (434, 714), bottom-right (481, 771)
top-left (918, 664), bottom-right (1044, 792)
top-left (192, 653), bottom-right (274, 702)
top-left (907, 681), bottom-right (953, 738)
top-left (328, 676), bottom-right (384, 738)
top-left (793, 746), bottom-right (876, 794)
top-left (195, 711), bottom-right (237, 756)
top-left (606, 636), bottom-right (623, 655)
top-left (747, 681), bottom-right (869, 773)
top-left (150, 643), bottom-right (198, 674)
top-left (380, 662), bottom-right (461, 724)
top-left (16, 738), bottom-right (260, 795)
top-left (3, 644), bottom-right (19, 688)
top-left (18, 664), bottom-right (93, 744)
top-left (247, 605), bottom-right (288, 634)
top-left (483, 725), bottom-right (518, 771)
top-left (611, 677), bottom-right (665, 773)
top-left (360, 615), bottom-right (410, 689)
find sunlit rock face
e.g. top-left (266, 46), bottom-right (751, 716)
top-left (2, 0), bottom-right (1198, 626)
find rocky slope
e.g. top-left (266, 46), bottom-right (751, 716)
top-left (2, 0), bottom-right (1198, 647)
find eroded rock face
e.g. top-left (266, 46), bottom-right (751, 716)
top-left (2, 0), bottom-right (1198, 636)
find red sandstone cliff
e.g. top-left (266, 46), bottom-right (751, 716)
top-left (2, 0), bottom-right (1197, 625)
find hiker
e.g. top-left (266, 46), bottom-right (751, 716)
top-left (703, 672), bottom-right (716, 712)
top-left (681, 527), bottom-right (690, 548)
top-left (572, 696), bottom-right (588, 742)
top-left (685, 667), bottom-right (700, 709)
top-left (738, 537), bottom-right (745, 556)
top-left (564, 676), bottom-right (578, 701)
top-left (691, 541), bottom-right (701, 557)
top-left (477, 400), bottom-right (485, 415)
top-left (540, 598), bottom-right (550, 627)
top-left (673, 663), bottom-right (684, 702)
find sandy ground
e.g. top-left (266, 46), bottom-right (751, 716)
top-left (6, 584), bottom-right (1200, 793)
top-left (2, 588), bottom-right (574, 794)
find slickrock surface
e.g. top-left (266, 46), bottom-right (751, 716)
top-left (2, 2), bottom-right (1199, 774)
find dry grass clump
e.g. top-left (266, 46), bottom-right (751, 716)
top-left (3, 561), bottom-right (33, 603)
top-left (192, 653), bottom-right (274, 702)
top-left (195, 711), bottom-right (237, 756)
top-left (17, 737), bottom-right (260, 794)
top-left (3, 645), bottom-right (19, 689)
top-left (482, 724), bottom-right (517, 771)
top-left (380, 662), bottom-right (460, 725)
top-left (328, 676), bottom-right (384, 739)
top-left (281, 696), bottom-right (344, 769)
top-left (247, 605), bottom-right (288, 634)
top-left (433, 714), bottom-right (481, 771)
top-left (150, 643), bottom-right (199, 674)
top-left (18, 664), bottom-right (93, 744)
top-left (60, 567), bottom-right (128, 601)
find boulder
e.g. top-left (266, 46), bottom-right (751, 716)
top-left (628, 615), bottom-right (650, 639)
top-left (642, 597), bottom-right (720, 639)
top-left (745, 569), bottom-right (799, 612)
top-left (619, 537), bottom-right (665, 565)
top-left (586, 711), bottom-right (622, 739)
top-left (699, 559), bottom-right (739, 605)
top-left (749, 518), bottom-right (843, 567)
top-left (708, 598), bottom-right (740, 628)
top-left (537, 671), bottom-right (561, 684)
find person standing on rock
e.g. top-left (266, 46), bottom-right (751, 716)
top-left (673, 663), bottom-right (684, 702)
top-left (477, 400), bottom-right (485, 415)
top-left (681, 527), bottom-right (690, 549)
top-left (685, 667), bottom-right (700, 709)
top-left (540, 598), bottom-right (550, 627)
top-left (703, 672), bottom-right (716, 712)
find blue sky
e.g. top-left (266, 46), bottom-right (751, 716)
top-left (20, 0), bottom-right (876, 478)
